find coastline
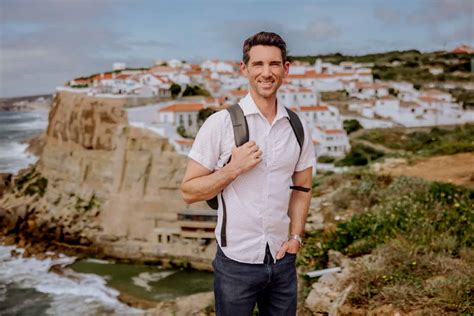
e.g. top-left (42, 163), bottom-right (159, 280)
top-left (0, 234), bottom-right (214, 313)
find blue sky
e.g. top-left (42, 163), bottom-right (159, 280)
top-left (1, 0), bottom-right (473, 97)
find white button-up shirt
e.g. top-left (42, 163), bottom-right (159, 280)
top-left (188, 93), bottom-right (315, 264)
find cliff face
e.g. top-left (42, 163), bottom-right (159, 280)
top-left (1, 91), bottom-right (213, 266)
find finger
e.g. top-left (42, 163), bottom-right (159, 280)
top-left (244, 141), bottom-right (256, 147)
top-left (276, 243), bottom-right (289, 260)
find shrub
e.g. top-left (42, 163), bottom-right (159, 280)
top-left (182, 85), bottom-right (210, 97)
top-left (343, 119), bottom-right (363, 134)
top-left (317, 155), bottom-right (335, 163)
top-left (335, 144), bottom-right (384, 166)
top-left (300, 175), bottom-right (474, 269)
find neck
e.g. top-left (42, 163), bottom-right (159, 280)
top-left (249, 89), bottom-right (277, 124)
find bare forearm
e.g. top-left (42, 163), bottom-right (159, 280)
top-left (288, 190), bottom-right (311, 236)
top-left (181, 164), bottom-right (240, 204)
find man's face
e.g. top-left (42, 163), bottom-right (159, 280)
top-left (241, 45), bottom-right (290, 99)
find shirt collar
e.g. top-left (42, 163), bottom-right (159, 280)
top-left (239, 92), bottom-right (289, 121)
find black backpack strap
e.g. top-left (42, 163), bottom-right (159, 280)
top-left (206, 103), bottom-right (249, 247)
top-left (285, 107), bottom-right (311, 193)
top-left (285, 107), bottom-right (304, 153)
top-left (227, 103), bottom-right (249, 146)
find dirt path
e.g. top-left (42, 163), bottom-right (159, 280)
top-left (351, 138), bottom-right (403, 154)
top-left (381, 153), bottom-right (474, 188)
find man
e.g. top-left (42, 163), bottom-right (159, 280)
top-left (181, 32), bottom-right (314, 315)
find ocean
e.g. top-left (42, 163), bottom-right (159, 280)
top-left (0, 111), bottom-right (48, 173)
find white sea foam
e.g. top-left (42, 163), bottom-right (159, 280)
top-left (132, 271), bottom-right (176, 292)
top-left (0, 246), bottom-right (144, 315)
top-left (0, 141), bottom-right (38, 173)
top-left (84, 258), bottom-right (115, 264)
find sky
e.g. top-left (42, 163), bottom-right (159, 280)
top-left (0, 0), bottom-right (473, 97)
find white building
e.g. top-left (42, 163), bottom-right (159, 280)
top-left (201, 60), bottom-right (235, 73)
top-left (158, 102), bottom-right (204, 136)
top-left (312, 127), bottom-right (351, 157)
top-left (277, 85), bottom-right (317, 108)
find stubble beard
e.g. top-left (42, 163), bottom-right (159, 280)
top-left (252, 78), bottom-right (282, 99)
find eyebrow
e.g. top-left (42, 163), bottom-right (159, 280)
top-left (250, 60), bottom-right (282, 66)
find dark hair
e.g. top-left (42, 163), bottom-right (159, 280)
top-left (242, 32), bottom-right (287, 64)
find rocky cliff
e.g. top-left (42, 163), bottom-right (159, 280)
top-left (0, 91), bottom-right (214, 267)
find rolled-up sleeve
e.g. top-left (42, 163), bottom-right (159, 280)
top-left (188, 110), bottom-right (227, 171)
top-left (295, 119), bottom-right (316, 172)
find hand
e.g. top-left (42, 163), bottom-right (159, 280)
top-left (276, 239), bottom-right (300, 260)
top-left (227, 141), bottom-right (263, 175)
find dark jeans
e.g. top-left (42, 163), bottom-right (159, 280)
top-left (212, 245), bottom-right (297, 316)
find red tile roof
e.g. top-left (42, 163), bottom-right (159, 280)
top-left (296, 105), bottom-right (329, 112)
top-left (325, 129), bottom-right (345, 135)
top-left (400, 101), bottom-right (420, 108)
top-left (175, 139), bottom-right (194, 145)
top-left (159, 103), bottom-right (204, 112)
top-left (418, 96), bottom-right (442, 103)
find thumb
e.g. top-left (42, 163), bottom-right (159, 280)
top-left (276, 243), bottom-right (289, 260)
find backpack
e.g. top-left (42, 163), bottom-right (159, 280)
top-left (206, 103), bottom-right (305, 245)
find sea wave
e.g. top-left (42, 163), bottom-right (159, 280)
top-left (0, 246), bottom-right (143, 315)
top-left (0, 142), bottom-right (38, 173)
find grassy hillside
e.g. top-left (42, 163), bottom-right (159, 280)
top-left (301, 171), bottom-right (474, 313)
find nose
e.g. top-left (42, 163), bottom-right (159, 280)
top-left (262, 64), bottom-right (271, 77)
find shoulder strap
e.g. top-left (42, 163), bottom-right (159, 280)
top-left (285, 107), bottom-right (304, 153)
top-left (227, 103), bottom-right (249, 147)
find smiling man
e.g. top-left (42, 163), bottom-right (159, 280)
top-left (181, 32), bottom-right (314, 315)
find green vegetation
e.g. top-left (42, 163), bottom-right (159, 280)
top-left (182, 85), bottom-right (211, 97)
top-left (198, 108), bottom-right (216, 127)
top-left (169, 83), bottom-right (181, 98)
top-left (335, 144), bottom-right (384, 167)
top-left (24, 177), bottom-right (48, 197)
top-left (451, 88), bottom-right (474, 109)
top-left (300, 172), bottom-right (474, 313)
top-left (317, 155), bottom-right (336, 163)
top-left (358, 124), bottom-right (474, 156)
top-left (75, 194), bottom-right (100, 212)
top-left (70, 84), bottom-right (89, 89)
top-left (343, 119), bottom-right (363, 134)
top-left (14, 169), bottom-right (48, 197)
top-left (176, 126), bottom-right (193, 138)
top-left (320, 90), bottom-right (348, 102)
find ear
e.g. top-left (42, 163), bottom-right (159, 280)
top-left (240, 61), bottom-right (248, 78)
top-left (283, 61), bottom-right (290, 77)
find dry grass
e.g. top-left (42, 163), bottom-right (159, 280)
top-left (346, 239), bottom-right (474, 313)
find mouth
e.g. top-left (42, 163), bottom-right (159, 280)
top-left (258, 80), bottom-right (275, 89)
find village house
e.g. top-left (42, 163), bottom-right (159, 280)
top-left (312, 127), bottom-right (351, 157)
top-left (200, 60), bottom-right (235, 73)
top-left (277, 85), bottom-right (317, 108)
top-left (158, 102), bottom-right (204, 136)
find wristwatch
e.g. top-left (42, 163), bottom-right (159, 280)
top-left (289, 234), bottom-right (303, 246)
